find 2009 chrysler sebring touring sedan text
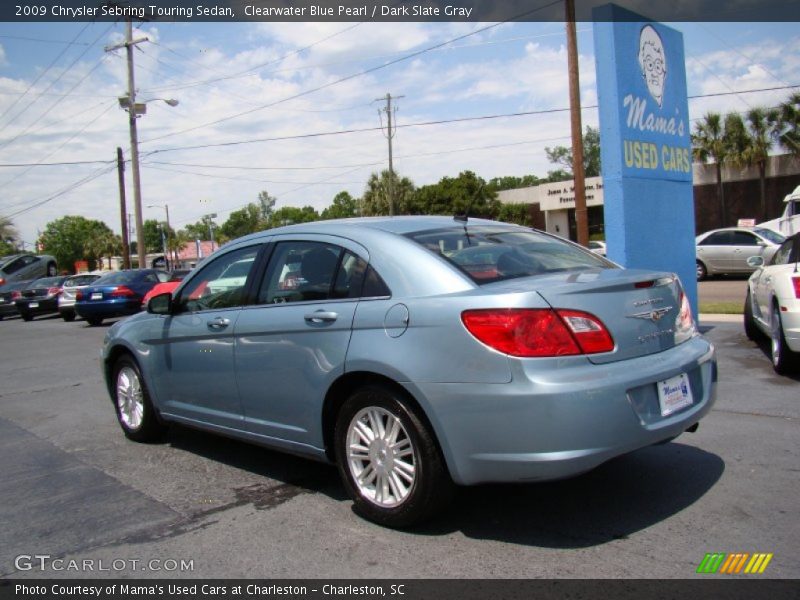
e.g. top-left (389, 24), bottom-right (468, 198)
top-left (102, 217), bottom-right (717, 527)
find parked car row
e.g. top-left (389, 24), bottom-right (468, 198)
top-left (0, 269), bottom-right (186, 325)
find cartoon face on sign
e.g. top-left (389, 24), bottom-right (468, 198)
top-left (638, 25), bottom-right (666, 107)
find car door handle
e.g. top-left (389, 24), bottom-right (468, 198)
top-left (304, 310), bottom-right (338, 324)
top-left (207, 317), bottom-right (230, 330)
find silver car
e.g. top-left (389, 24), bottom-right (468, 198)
top-left (58, 272), bottom-right (104, 321)
top-left (102, 217), bottom-right (717, 527)
top-left (0, 253), bottom-right (58, 289)
top-left (696, 227), bottom-right (785, 280)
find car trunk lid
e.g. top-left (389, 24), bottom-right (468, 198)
top-left (478, 268), bottom-right (692, 365)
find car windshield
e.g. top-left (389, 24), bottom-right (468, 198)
top-left (65, 274), bottom-right (101, 287)
top-left (0, 255), bottom-right (20, 268)
top-left (407, 226), bottom-right (615, 284)
top-left (754, 228), bottom-right (786, 245)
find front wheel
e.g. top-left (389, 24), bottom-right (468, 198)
top-left (771, 305), bottom-right (799, 375)
top-left (21, 313), bottom-right (33, 322)
top-left (334, 385), bottom-right (453, 528)
top-left (46, 262), bottom-right (57, 277)
top-left (112, 355), bottom-right (165, 442)
top-left (696, 261), bottom-right (708, 281)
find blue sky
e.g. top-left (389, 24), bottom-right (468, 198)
top-left (0, 20), bottom-right (798, 247)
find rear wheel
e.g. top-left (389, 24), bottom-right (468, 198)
top-left (21, 312), bottom-right (33, 322)
top-left (696, 260), bottom-right (708, 281)
top-left (112, 355), bottom-right (165, 442)
top-left (61, 310), bottom-right (75, 322)
top-left (86, 316), bottom-right (103, 326)
top-left (771, 304), bottom-right (799, 375)
top-left (743, 289), bottom-right (759, 341)
top-left (334, 384), bottom-right (453, 528)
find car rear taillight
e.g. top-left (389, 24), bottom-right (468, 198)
top-left (461, 308), bottom-right (614, 357)
top-left (0, 277), bottom-right (5, 286)
top-left (110, 285), bottom-right (136, 298)
top-left (793, 277), bottom-right (800, 299)
top-left (11, 291), bottom-right (20, 300)
top-left (47, 287), bottom-right (61, 296)
top-left (75, 291), bottom-right (83, 301)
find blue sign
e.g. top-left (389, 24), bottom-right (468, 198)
top-left (594, 4), bottom-right (698, 316)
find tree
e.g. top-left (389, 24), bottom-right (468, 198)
top-left (497, 203), bottom-right (533, 227)
top-left (775, 92), bottom-right (800, 158)
top-left (142, 219), bottom-right (175, 254)
top-left (321, 191), bottom-right (358, 220)
top-left (182, 218), bottom-right (218, 241)
top-left (258, 190), bottom-right (277, 225)
top-left (0, 216), bottom-right (19, 256)
top-left (220, 203), bottom-right (262, 240)
top-left (413, 171), bottom-right (500, 218)
top-left (544, 126), bottom-right (601, 178)
top-left (361, 170), bottom-right (416, 216)
top-left (486, 175), bottom-right (541, 192)
top-left (727, 108), bottom-right (778, 222)
top-left (39, 216), bottom-right (115, 272)
top-left (271, 205), bottom-right (319, 226)
top-left (692, 112), bottom-right (732, 227)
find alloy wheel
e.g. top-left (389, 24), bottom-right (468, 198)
top-left (116, 366), bottom-right (144, 430)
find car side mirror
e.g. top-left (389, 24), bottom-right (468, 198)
top-left (756, 240), bottom-right (767, 247)
top-left (147, 292), bottom-right (173, 315)
top-left (747, 256), bottom-right (764, 268)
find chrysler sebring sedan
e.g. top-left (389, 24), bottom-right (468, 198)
top-left (102, 217), bottom-right (717, 527)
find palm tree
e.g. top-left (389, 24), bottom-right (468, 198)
top-left (0, 216), bottom-right (18, 246)
top-left (727, 108), bottom-right (778, 222)
top-left (775, 92), bottom-right (800, 158)
top-left (692, 113), bottom-right (731, 227)
top-left (361, 170), bottom-right (416, 216)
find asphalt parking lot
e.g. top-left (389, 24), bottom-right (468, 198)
top-left (0, 310), bottom-right (797, 580)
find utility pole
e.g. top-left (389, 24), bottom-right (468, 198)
top-left (106, 19), bottom-right (148, 269)
top-left (565, 0), bottom-right (589, 247)
top-left (377, 92), bottom-right (403, 216)
top-left (116, 147), bottom-right (131, 270)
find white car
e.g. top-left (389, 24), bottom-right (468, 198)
top-left (588, 240), bottom-right (607, 256)
top-left (744, 233), bottom-right (800, 374)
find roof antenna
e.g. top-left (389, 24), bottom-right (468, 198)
top-left (453, 183), bottom-right (485, 225)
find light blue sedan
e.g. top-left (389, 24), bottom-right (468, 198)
top-left (102, 217), bottom-right (717, 527)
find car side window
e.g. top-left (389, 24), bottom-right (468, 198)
top-left (3, 258), bottom-right (26, 275)
top-left (700, 232), bottom-right (731, 245)
top-left (258, 242), bottom-right (343, 304)
top-left (143, 273), bottom-right (159, 283)
top-left (770, 240), bottom-right (794, 266)
top-left (730, 231), bottom-right (758, 246)
top-left (177, 246), bottom-right (260, 312)
top-left (157, 271), bottom-right (170, 283)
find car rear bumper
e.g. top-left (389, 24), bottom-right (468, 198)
top-left (412, 335), bottom-right (717, 486)
top-left (75, 299), bottom-right (141, 319)
top-left (15, 298), bottom-right (59, 315)
top-left (780, 306), bottom-right (800, 352)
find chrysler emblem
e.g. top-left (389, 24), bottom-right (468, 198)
top-left (627, 307), bottom-right (673, 322)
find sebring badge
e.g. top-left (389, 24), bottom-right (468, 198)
top-left (627, 307), bottom-right (673, 322)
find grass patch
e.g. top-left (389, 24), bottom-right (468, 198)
top-left (699, 301), bottom-right (743, 315)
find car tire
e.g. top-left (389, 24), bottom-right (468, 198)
top-left (46, 262), bottom-right (57, 277)
top-left (21, 312), bottom-right (33, 322)
top-left (61, 311), bottom-right (76, 322)
top-left (696, 260), bottom-right (708, 281)
top-left (743, 289), bottom-right (759, 341)
top-left (87, 317), bottom-right (103, 326)
top-left (112, 355), bottom-right (166, 442)
top-left (334, 384), bottom-right (454, 528)
top-left (770, 303), bottom-right (799, 375)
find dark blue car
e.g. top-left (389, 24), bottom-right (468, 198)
top-left (75, 269), bottom-right (168, 326)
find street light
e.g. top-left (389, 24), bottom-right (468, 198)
top-left (147, 203), bottom-right (172, 270)
top-left (117, 90), bottom-right (179, 269)
top-left (204, 213), bottom-right (217, 252)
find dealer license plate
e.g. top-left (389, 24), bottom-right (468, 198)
top-left (657, 373), bottom-right (694, 417)
top-left (91, 293), bottom-right (103, 300)
top-left (29, 302), bottom-right (39, 308)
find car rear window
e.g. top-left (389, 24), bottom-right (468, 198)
top-left (407, 226), bottom-right (615, 284)
top-left (95, 271), bottom-right (139, 285)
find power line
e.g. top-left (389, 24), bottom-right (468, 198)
top-left (139, 1), bottom-right (562, 146)
top-left (0, 34), bottom-right (92, 45)
top-left (0, 159), bottom-right (114, 168)
top-left (141, 163), bottom-right (367, 186)
top-left (0, 22), bottom-right (93, 125)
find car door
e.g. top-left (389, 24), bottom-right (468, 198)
top-left (754, 238), bottom-right (795, 319)
top-left (234, 236), bottom-right (367, 449)
top-left (150, 244), bottom-right (265, 430)
top-left (697, 231), bottom-right (732, 273)
top-left (728, 230), bottom-right (766, 272)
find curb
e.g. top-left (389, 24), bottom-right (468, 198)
top-left (699, 313), bottom-right (742, 323)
